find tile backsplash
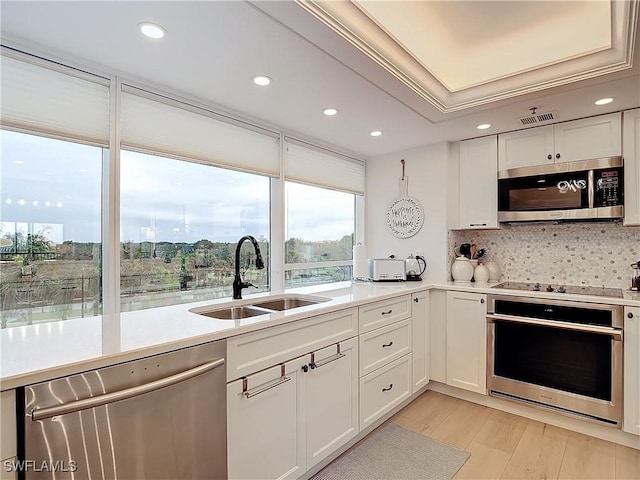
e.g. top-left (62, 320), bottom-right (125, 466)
top-left (450, 223), bottom-right (640, 290)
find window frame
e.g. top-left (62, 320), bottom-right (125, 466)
top-left (1, 49), bottom-right (366, 324)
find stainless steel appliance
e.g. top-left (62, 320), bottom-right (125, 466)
top-left (368, 258), bottom-right (406, 281)
top-left (20, 340), bottom-right (227, 479)
top-left (492, 281), bottom-right (624, 298)
top-left (498, 156), bottom-right (624, 222)
top-left (487, 294), bottom-right (623, 426)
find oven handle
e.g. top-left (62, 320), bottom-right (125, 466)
top-left (487, 313), bottom-right (622, 341)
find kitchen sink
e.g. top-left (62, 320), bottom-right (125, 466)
top-left (189, 294), bottom-right (331, 320)
top-left (251, 297), bottom-right (326, 311)
top-left (195, 306), bottom-right (271, 320)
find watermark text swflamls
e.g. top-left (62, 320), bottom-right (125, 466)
top-left (3, 459), bottom-right (77, 473)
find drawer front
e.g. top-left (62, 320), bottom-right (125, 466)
top-left (359, 319), bottom-right (411, 377)
top-left (358, 296), bottom-right (411, 334)
top-left (227, 308), bottom-right (358, 381)
top-left (359, 354), bottom-right (412, 430)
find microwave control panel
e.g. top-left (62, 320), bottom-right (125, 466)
top-left (595, 168), bottom-right (623, 207)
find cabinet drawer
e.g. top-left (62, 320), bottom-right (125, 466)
top-left (359, 319), bottom-right (411, 377)
top-left (359, 354), bottom-right (412, 430)
top-left (358, 296), bottom-right (410, 334)
top-left (227, 308), bottom-right (358, 381)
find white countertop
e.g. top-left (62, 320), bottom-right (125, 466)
top-left (1, 280), bottom-right (638, 390)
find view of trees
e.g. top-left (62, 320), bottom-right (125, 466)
top-left (0, 233), bottom-right (353, 327)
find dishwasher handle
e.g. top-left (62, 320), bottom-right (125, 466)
top-left (31, 357), bottom-right (225, 421)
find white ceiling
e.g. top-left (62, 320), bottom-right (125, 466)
top-left (1, 1), bottom-right (639, 159)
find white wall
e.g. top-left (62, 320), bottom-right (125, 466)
top-left (365, 142), bottom-right (456, 283)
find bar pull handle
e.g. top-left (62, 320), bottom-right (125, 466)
top-left (486, 313), bottom-right (622, 340)
top-left (381, 310), bottom-right (393, 315)
top-left (32, 357), bottom-right (225, 421)
top-left (382, 384), bottom-right (393, 392)
top-left (382, 341), bottom-right (393, 348)
top-left (310, 344), bottom-right (345, 369)
top-left (243, 364), bottom-right (290, 398)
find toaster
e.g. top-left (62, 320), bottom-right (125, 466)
top-left (368, 258), bottom-right (406, 281)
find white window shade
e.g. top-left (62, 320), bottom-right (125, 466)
top-left (0, 54), bottom-right (110, 145)
top-left (120, 88), bottom-right (279, 176)
top-left (285, 140), bottom-right (365, 194)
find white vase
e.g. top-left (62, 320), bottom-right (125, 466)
top-left (474, 264), bottom-right (490, 283)
top-left (451, 256), bottom-right (474, 282)
top-left (484, 261), bottom-right (502, 282)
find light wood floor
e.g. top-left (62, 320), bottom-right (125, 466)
top-left (391, 391), bottom-right (640, 480)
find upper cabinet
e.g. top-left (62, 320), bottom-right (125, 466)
top-left (623, 108), bottom-right (640, 226)
top-left (498, 112), bottom-right (622, 172)
top-left (457, 135), bottom-right (499, 229)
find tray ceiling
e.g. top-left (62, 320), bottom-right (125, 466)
top-left (299, 0), bottom-right (638, 112)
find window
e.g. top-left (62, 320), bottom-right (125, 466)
top-left (0, 130), bottom-right (103, 327)
top-left (120, 151), bottom-right (270, 311)
top-left (284, 182), bottom-right (355, 287)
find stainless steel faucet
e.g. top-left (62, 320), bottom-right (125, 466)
top-left (232, 235), bottom-right (265, 299)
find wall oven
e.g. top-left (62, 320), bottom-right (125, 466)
top-left (487, 295), bottom-right (623, 426)
top-left (498, 156), bottom-right (624, 222)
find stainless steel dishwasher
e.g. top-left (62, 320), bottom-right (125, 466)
top-left (21, 340), bottom-right (227, 480)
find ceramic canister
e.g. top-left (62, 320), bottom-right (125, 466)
top-left (451, 256), bottom-right (474, 282)
top-left (474, 264), bottom-right (490, 283)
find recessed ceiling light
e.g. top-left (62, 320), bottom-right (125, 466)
top-left (139, 22), bottom-right (166, 39)
top-left (477, 123), bottom-right (491, 130)
top-left (253, 75), bottom-right (272, 86)
top-left (13, 160), bottom-right (24, 165)
top-left (595, 97), bottom-right (613, 106)
top-left (323, 108), bottom-right (338, 116)
top-left (370, 131), bottom-right (383, 137)
top-left (79, 168), bottom-right (89, 173)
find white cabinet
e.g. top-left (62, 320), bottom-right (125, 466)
top-left (357, 294), bottom-right (413, 429)
top-left (411, 291), bottom-right (429, 392)
top-left (458, 136), bottom-right (499, 229)
top-left (360, 354), bottom-right (412, 430)
top-left (623, 108), bottom-right (640, 226)
top-left (499, 125), bottom-right (554, 171)
top-left (304, 339), bottom-right (359, 469)
top-left (228, 360), bottom-right (305, 480)
top-left (623, 306), bottom-right (640, 436)
top-left (498, 112), bottom-right (622, 171)
top-left (1, 390), bottom-right (17, 480)
top-left (446, 291), bottom-right (487, 395)
top-left (429, 290), bottom-right (447, 383)
top-left (227, 331), bottom-right (359, 479)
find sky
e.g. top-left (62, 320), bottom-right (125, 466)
top-left (1, 130), bottom-right (355, 245)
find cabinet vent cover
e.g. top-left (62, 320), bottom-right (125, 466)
top-left (517, 110), bottom-right (559, 126)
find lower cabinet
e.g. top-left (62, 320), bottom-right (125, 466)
top-left (411, 291), bottom-right (429, 392)
top-left (624, 306), bottom-right (640, 436)
top-left (446, 291), bottom-right (487, 394)
top-left (227, 337), bottom-right (359, 479)
top-left (359, 354), bottom-right (412, 430)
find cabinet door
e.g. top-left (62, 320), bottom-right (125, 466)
top-left (446, 291), bottom-right (487, 394)
top-left (553, 112), bottom-right (622, 163)
top-left (623, 108), bottom-right (640, 226)
top-left (623, 306), bottom-right (640, 436)
top-left (498, 125), bottom-right (554, 171)
top-left (228, 358), bottom-right (306, 479)
top-left (411, 291), bottom-right (429, 392)
top-left (459, 136), bottom-right (499, 229)
top-left (304, 338), bottom-right (359, 469)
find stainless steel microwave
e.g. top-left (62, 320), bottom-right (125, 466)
top-left (498, 157), bottom-right (624, 222)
